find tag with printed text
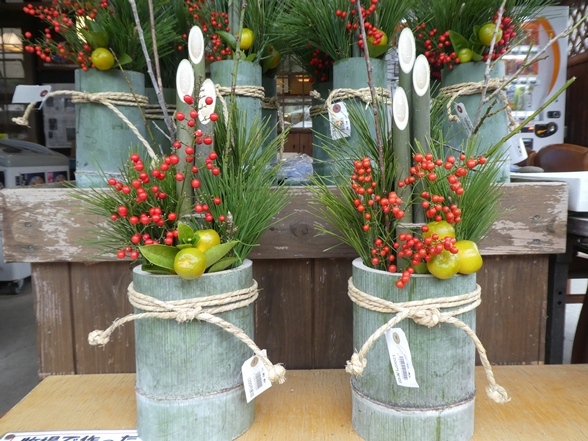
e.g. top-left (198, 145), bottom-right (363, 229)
top-left (329, 101), bottom-right (351, 140)
top-left (384, 328), bottom-right (419, 388)
top-left (454, 102), bottom-right (474, 136)
top-left (242, 351), bottom-right (272, 403)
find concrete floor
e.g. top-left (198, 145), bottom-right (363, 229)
top-left (0, 278), bottom-right (584, 418)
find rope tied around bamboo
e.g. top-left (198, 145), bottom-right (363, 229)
top-left (438, 78), bottom-right (518, 131)
top-left (12, 89), bottom-right (158, 161)
top-left (309, 87), bottom-right (392, 118)
top-left (345, 278), bottom-right (510, 404)
top-left (88, 279), bottom-right (286, 384)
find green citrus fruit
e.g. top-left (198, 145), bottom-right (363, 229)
top-left (195, 229), bottom-right (221, 253)
top-left (239, 28), bottom-right (254, 50)
top-left (458, 48), bottom-right (474, 63)
top-left (455, 240), bottom-right (483, 274)
top-left (427, 250), bottom-right (460, 280)
top-left (266, 49), bottom-right (281, 70)
top-left (478, 22), bottom-right (502, 47)
top-left (174, 248), bottom-right (207, 280)
top-left (91, 47), bottom-right (115, 71)
top-left (423, 220), bottom-right (456, 240)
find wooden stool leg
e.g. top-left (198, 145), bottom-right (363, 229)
top-left (572, 285), bottom-right (588, 363)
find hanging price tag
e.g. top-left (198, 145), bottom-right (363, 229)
top-left (454, 102), bottom-right (474, 136)
top-left (242, 350), bottom-right (272, 403)
top-left (329, 101), bottom-right (351, 139)
top-left (12, 85), bottom-right (52, 109)
top-left (384, 328), bottom-right (419, 388)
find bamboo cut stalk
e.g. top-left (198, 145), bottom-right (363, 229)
top-left (392, 86), bottom-right (412, 222)
top-left (411, 54), bottom-right (431, 223)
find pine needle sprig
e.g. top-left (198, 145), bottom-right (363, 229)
top-left (192, 104), bottom-right (291, 262)
top-left (276, 0), bottom-right (354, 62)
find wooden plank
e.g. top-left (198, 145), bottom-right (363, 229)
top-left (312, 258), bottom-right (353, 368)
top-left (0, 182), bottom-right (568, 263)
top-left (476, 255), bottom-right (547, 365)
top-left (70, 262), bottom-right (135, 374)
top-left (31, 263), bottom-right (76, 377)
top-left (2, 366), bottom-right (588, 440)
top-left (253, 259), bottom-right (314, 369)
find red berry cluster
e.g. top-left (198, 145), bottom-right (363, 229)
top-left (186, 2), bottom-right (232, 62)
top-left (335, 0), bottom-right (387, 53)
top-left (103, 90), bottom-right (226, 261)
top-left (398, 152), bottom-right (486, 223)
top-left (308, 49), bottom-right (334, 83)
top-left (351, 157), bottom-right (405, 234)
top-left (22, 1), bottom-right (110, 69)
top-left (414, 12), bottom-right (517, 79)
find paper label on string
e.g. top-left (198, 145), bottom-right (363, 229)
top-left (12, 85), bottom-right (52, 109)
top-left (454, 102), bottom-right (474, 136)
top-left (384, 328), bottom-right (419, 388)
top-left (329, 101), bottom-right (351, 139)
top-left (242, 350), bottom-right (272, 402)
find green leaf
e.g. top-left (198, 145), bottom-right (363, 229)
top-left (141, 263), bottom-right (176, 275)
top-left (244, 53), bottom-right (257, 62)
top-left (176, 243), bottom-right (194, 250)
top-left (472, 52), bottom-right (483, 62)
top-left (208, 257), bottom-right (240, 273)
top-left (178, 222), bottom-right (195, 244)
top-left (449, 31), bottom-right (471, 53)
top-left (139, 245), bottom-right (179, 270)
top-left (79, 29), bottom-right (96, 48)
top-left (116, 53), bottom-right (132, 66)
top-left (367, 42), bottom-right (390, 59)
top-left (204, 240), bottom-right (239, 269)
top-left (217, 31), bottom-right (237, 50)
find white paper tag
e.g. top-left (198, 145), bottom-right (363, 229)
top-left (329, 101), bottom-right (351, 139)
top-left (12, 85), bottom-right (52, 108)
top-left (385, 328), bottom-right (419, 388)
top-left (454, 102), bottom-right (474, 136)
top-left (242, 350), bottom-right (272, 402)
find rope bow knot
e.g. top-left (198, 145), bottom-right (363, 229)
top-left (346, 278), bottom-right (509, 404)
top-left (88, 279), bottom-right (286, 385)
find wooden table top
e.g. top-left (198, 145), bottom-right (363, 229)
top-left (1, 365), bottom-right (588, 440)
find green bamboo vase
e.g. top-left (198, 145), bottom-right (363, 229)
top-left (74, 69), bottom-right (147, 188)
top-left (133, 259), bottom-right (255, 441)
top-left (351, 258), bottom-right (476, 441)
top-left (210, 60), bottom-right (262, 140)
top-left (330, 57), bottom-right (388, 181)
top-left (441, 61), bottom-right (510, 182)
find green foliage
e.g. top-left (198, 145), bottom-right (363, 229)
top-left (310, 102), bottom-right (400, 266)
top-left (188, 103), bottom-right (291, 263)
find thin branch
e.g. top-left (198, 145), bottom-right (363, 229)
top-left (472, 0), bottom-right (506, 130)
top-left (354, 1), bottom-right (386, 187)
top-left (128, 0), bottom-right (176, 145)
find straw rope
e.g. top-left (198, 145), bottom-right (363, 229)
top-left (309, 87), bottom-right (391, 119)
top-left (12, 90), bottom-right (157, 160)
top-left (345, 278), bottom-right (509, 404)
top-left (88, 279), bottom-right (286, 384)
top-left (438, 78), bottom-right (518, 131)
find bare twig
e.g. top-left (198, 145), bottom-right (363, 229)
top-left (128, 0), bottom-right (176, 145)
top-left (354, 0), bottom-right (386, 187)
top-left (483, 13), bottom-right (587, 106)
top-left (472, 0), bottom-right (506, 130)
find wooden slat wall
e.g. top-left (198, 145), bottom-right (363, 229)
top-left (0, 183), bottom-right (566, 374)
